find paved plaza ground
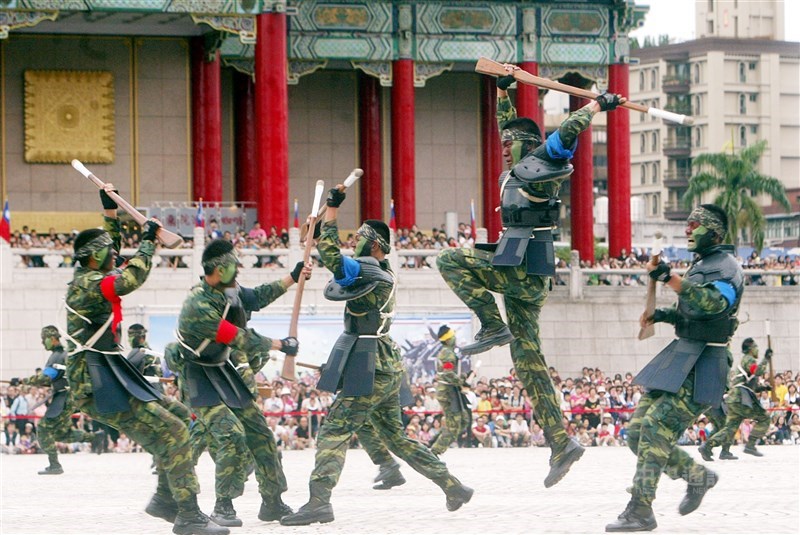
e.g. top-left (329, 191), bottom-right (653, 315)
top-left (1, 445), bottom-right (798, 534)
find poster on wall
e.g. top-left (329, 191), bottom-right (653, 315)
top-left (145, 312), bottom-right (473, 382)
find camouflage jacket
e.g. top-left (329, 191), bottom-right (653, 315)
top-left (176, 279), bottom-right (286, 392)
top-left (128, 343), bottom-right (162, 378)
top-left (731, 351), bottom-right (768, 404)
top-left (318, 219), bottom-right (403, 375)
top-left (65, 217), bottom-right (155, 400)
top-left (24, 346), bottom-right (68, 389)
top-left (435, 344), bottom-right (460, 386)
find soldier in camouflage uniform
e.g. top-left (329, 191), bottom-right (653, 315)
top-left (15, 326), bottom-right (97, 475)
top-left (173, 238), bottom-right (306, 527)
top-left (700, 338), bottom-right (773, 460)
top-left (65, 186), bottom-right (226, 535)
top-left (280, 187), bottom-right (473, 526)
top-left (438, 65), bottom-right (624, 488)
top-left (429, 325), bottom-right (472, 456)
top-left (606, 204), bottom-right (743, 532)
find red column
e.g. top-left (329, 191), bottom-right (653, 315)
top-left (608, 63), bottom-right (632, 258)
top-left (234, 72), bottom-right (257, 206)
top-left (190, 38), bottom-right (222, 202)
top-left (517, 61), bottom-right (542, 135)
top-left (358, 72), bottom-right (383, 222)
top-left (391, 59), bottom-right (415, 228)
top-left (480, 76), bottom-right (502, 242)
top-left (569, 95), bottom-right (595, 264)
top-left (255, 13), bottom-right (289, 230)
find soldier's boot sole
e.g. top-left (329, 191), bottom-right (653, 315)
top-left (719, 451), bottom-right (738, 460)
top-left (257, 501), bottom-right (293, 522)
top-left (545, 440), bottom-right (585, 488)
top-left (279, 503), bottom-right (334, 526)
top-left (209, 514), bottom-right (242, 528)
top-left (373, 462), bottom-right (402, 483)
top-left (146, 494), bottom-right (179, 523)
top-left (678, 471), bottom-right (718, 516)
top-left (37, 466), bottom-right (64, 475)
top-left (743, 447), bottom-right (763, 457)
top-left (605, 515), bottom-right (657, 532)
top-left (445, 485), bottom-right (474, 512)
top-left (172, 516), bottom-right (230, 535)
top-left (460, 326), bottom-right (514, 356)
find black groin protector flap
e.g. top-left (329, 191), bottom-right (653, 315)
top-left (86, 352), bottom-right (131, 414)
top-left (317, 332), bottom-right (359, 394)
top-left (492, 227), bottom-right (531, 267)
top-left (525, 232), bottom-right (556, 277)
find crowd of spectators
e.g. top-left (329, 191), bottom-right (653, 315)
top-left (5, 364), bottom-right (797, 455)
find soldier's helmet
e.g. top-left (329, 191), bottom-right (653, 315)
top-left (40, 325), bottom-right (60, 340)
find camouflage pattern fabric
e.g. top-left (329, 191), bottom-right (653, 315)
top-left (436, 247), bottom-right (569, 451)
top-left (496, 95), bottom-right (517, 131)
top-left (356, 420), bottom-right (395, 467)
top-left (430, 344), bottom-right (471, 456)
top-left (704, 397), bottom-right (770, 450)
top-left (309, 372), bottom-right (463, 503)
top-left (688, 206), bottom-right (726, 237)
top-left (37, 400), bottom-right (94, 455)
top-left (625, 372), bottom-right (712, 506)
top-left (74, 396), bottom-right (200, 503)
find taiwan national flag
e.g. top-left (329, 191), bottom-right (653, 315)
top-left (195, 199), bottom-right (205, 228)
top-left (293, 199), bottom-right (300, 228)
top-left (389, 199), bottom-right (396, 232)
top-left (0, 200), bottom-right (10, 244)
top-left (470, 199), bottom-right (477, 239)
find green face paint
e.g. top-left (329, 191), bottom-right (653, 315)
top-left (510, 140), bottom-right (525, 165)
top-left (93, 245), bottom-right (110, 267)
top-left (747, 344), bottom-right (759, 357)
top-left (218, 262), bottom-right (237, 285)
top-left (687, 224), bottom-right (714, 252)
top-left (43, 337), bottom-right (54, 351)
top-left (355, 236), bottom-right (371, 257)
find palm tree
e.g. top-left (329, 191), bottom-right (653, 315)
top-left (683, 140), bottom-right (790, 251)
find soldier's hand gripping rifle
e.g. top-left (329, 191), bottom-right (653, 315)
top-left (299, 169), bottom-right (362, 241)
top-left (71, 160), bottom-right (183, 248)
top-left (638, 232), bottom-right (663, 340)
top-left (475, 58), bottom-right (695, 125)
top-left (281, 180), bottom-right (325, 380)
top-left (766, 319), bottom-right (778, 403)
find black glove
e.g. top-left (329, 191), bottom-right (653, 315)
top-left (326, 187), bottom-right (346, 208)
top-left (290, 261), bottom-right (308, 283)
top-left (9, 377), bottom-right (20, 387)
top-left (596, 91), bottom-right (622, 112)
top-left (141, 220), bottom-right (160, 242)
top-left (496, 74), bottom-right (515, 91)
top-left (648, 261), bottom-right (672, 283)
top-left (764, 348), bottom-right (773, 361)
top-left (280, 337), bottom-right (299, 356)
top-left (755, 384), bottom-right (772, 393)
top-left (652, 309), bottom-right (669, 324)
top-left (99, 189), bottom-right (118, 210)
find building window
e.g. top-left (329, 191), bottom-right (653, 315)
top-left (651, 132), bottom-right (659, 152)
top-left (640, 133), bottom-right (646, 153)
top-left (652, 162), bottom-right (659, 184)
top-left (708, 20), bottom-right (714, 34)
top-left (739, 62), bottom-right (746, 83)
top-left (652, 194), bottom-right (659, 216)
top-left (749, 93), bottom-right (758, 102)
top-left (641, 164), bottom-right (647, 185)
top-left (693, 63), bottom-right (700, 83)
top-left (695, 95), bottom-right (701, 115)
top-left (739, 125), bottom-right (747, 147)
top-left (739, 93), bottom-right (746, 114)
top-left (651, 68), bottom-right (657, 90)
top-left (749, 62), bottom-right (757, 70)
top-left (708, 0), bottom-right (714, 12)
top-left (695, 127), bottom-right (702, 148)
top-left (639, 71), bottom-right (645, 91)
top-left (750, 125), bottom-right (758, 134)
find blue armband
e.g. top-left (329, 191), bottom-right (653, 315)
top-left (336, 256), bottom-right (361, 287)
top-left (42, 367), bottom-right (58, 380)
top-left (711, 281), bottom-right (736, 309)
top-left (545, 130), bottom-right (577, 160)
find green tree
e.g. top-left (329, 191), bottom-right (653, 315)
top-left (683, 140), bottom-right (790, 251)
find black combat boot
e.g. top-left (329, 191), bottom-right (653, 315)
top-left (279, 499), bottom-right (334, 526)
top-left (743, 444), bottom-right (763, 457)
top-left (605, 500), bottom-right (657, 532)
top-left (38, 453), bottom-right (63, 475)
top-left (145, 492), bottom-right (178, 523)
top-left (258, 495), bottom-right (293, 522)
top-left (173, 496), bottom-right (230, 535)
top-left (545, 438), bottom-right (585, 488)
top-left (718, 446), bottom-right (738, 460)
top-left (444, 482), bottom-right (474, 512)
top-left (91, 429), bottom-right (106, 455)
top-left (373, 462), bottom-right (406, 490)
top-left (697, 443), bottom-right (714, 461)
top-left (210, 497), bottom-right (242, 527)
top-left (460, 305), bottom-right (514, 355)
top-left (678, 470), bottom-right (718, 516)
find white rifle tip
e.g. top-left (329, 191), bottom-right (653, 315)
top-left (71, 159), bottom-right (91, 177)
top-left (311, 180), bottom-right (325, 215)
top-left (343, 168), bottom-right (363, 188)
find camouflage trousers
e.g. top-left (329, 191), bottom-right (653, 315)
top-left (430, 391), bottom-right (471, 456)
top-left (705, 398), bottom-right (770, 450)
top-left (357, 419), bottom-right (395, 468)
top-left (309, 372), bottom-right (464, 504)
top-left (193, 400), bottom-right (287, 501)
top-left (627, 372), bottom-right (711, 506)
top-left (37, 404), bottom-right (94, 457)
top-left (437, 247), bottom-right (568, 450)
top-left (75, 396), bottom-right (200, 504)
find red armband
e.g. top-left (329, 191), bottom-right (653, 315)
top-left (100, 275), bottom-right (122, 341)
top-left (216, 319), bottom-right (238, 344)
top-left (749, 363), bottom-right (758, 376)
top-left (442, 362), bottom-right (455, 371)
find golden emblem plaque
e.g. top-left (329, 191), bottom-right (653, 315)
top-left (24, 70), bottom-right (115, 164)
